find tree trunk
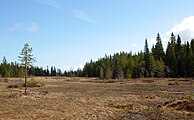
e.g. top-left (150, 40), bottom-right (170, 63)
top-left (24, 65), bottom-right (27, 95)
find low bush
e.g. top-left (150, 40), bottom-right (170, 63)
top-left (26, 78), bottom-right (46, 87)
top-left (26, 79), bottom-right (39, 87)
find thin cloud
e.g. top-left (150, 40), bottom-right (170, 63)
top-left (131, 43), bottom-right (137, 47)
top-left (10, 23), bottom-right (23, 31)
top-left (73, 9), bottom-right (95, 23)
top-left (28, 22), bottom-right (38, 32)
top-left (10, 22), bottom-right (38, 32)
top-left (36, 0), bottom-right (63, 10)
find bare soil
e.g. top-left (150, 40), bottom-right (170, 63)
top-left (0, 77), bottom-right (194, 120)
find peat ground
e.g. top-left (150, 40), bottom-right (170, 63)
top-left (0, 77), bottom-right (194, 119)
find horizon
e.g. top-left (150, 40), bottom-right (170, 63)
top-left (1, 0), bottom-right (194, 71)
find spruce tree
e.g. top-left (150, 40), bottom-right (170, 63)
top-left (165, 33), bottom-right (178, 77)
top-left (152, 33), bottom-right (164, 61)
top-left (144, 39), bottom-right (150, 77)
top-left (176, 35), bottom-right (182, 77)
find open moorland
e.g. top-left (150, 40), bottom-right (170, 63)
top-left (0, 77), bottom-right (194, 120)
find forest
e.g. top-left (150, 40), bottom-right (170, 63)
top-left (82, 33), bottom-right (194, 79)
top-left (0, 33), bottom-right (194, 79)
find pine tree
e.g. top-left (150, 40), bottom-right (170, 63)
top-left (152, 33), bottom-right (164, 61)
top-left (144, 39), bottom-right (150, 77)
top-left (0, 57), bottom-right (10, 77)
top-left (176, 35), bottom-right (182, 77)
top-left (18, 43), bottom-right (36, 95)
top-left (143, 39), bottom-right (156, 77)
top-left (165, 33), bottom-right (178, 77)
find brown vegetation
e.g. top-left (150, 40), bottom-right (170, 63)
top-left (0, 77), bottom-right (194, 119)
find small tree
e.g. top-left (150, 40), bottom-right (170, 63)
top-left (18, 43), bottom-right (36, 95)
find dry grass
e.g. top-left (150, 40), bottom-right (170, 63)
top-left (0, 77), bottom-right (194, 119)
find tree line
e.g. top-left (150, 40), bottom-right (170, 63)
top-left (0, 56), bottom-right (83, 77)
top-left (82, 33), bottom-right (194, 79)
top-left (0, 59), bottom-right (82, 78)
top-left (0, 33), bottom-right (193, 79)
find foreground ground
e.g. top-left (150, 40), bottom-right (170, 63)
top-left (0, 77), bottom-right (194, 119)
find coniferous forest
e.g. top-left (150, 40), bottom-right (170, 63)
top-left (0, 33), bottom-right (194, 79)
top-left (82, 33), bottom-right (194, 79)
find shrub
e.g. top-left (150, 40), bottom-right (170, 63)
top-left (25, 78), bottom-right (46, 87)
top-left (26, 79), bottom-right (40, 87)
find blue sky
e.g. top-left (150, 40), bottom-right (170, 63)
top-left (0, 0), bottom-right (194, 71)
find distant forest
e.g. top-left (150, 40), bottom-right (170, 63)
top-left (0, 33), bottom-right (194, 79)
top-left (82, 33), bottom-right (194, 79)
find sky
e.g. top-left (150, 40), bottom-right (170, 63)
top-left (0, 0), bottom-right (194, 71)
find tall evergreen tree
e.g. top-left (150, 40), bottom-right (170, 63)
top-left (165, 33), bottom-right (178, 77)
top-left (152, 33), bottom-right (164, 61)
top-left (144, 39), bottom-right (150, 77)
top-left (176, 35), bottom-right (182, 77)
top-left (18, 43), bottom-right (36, 95)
